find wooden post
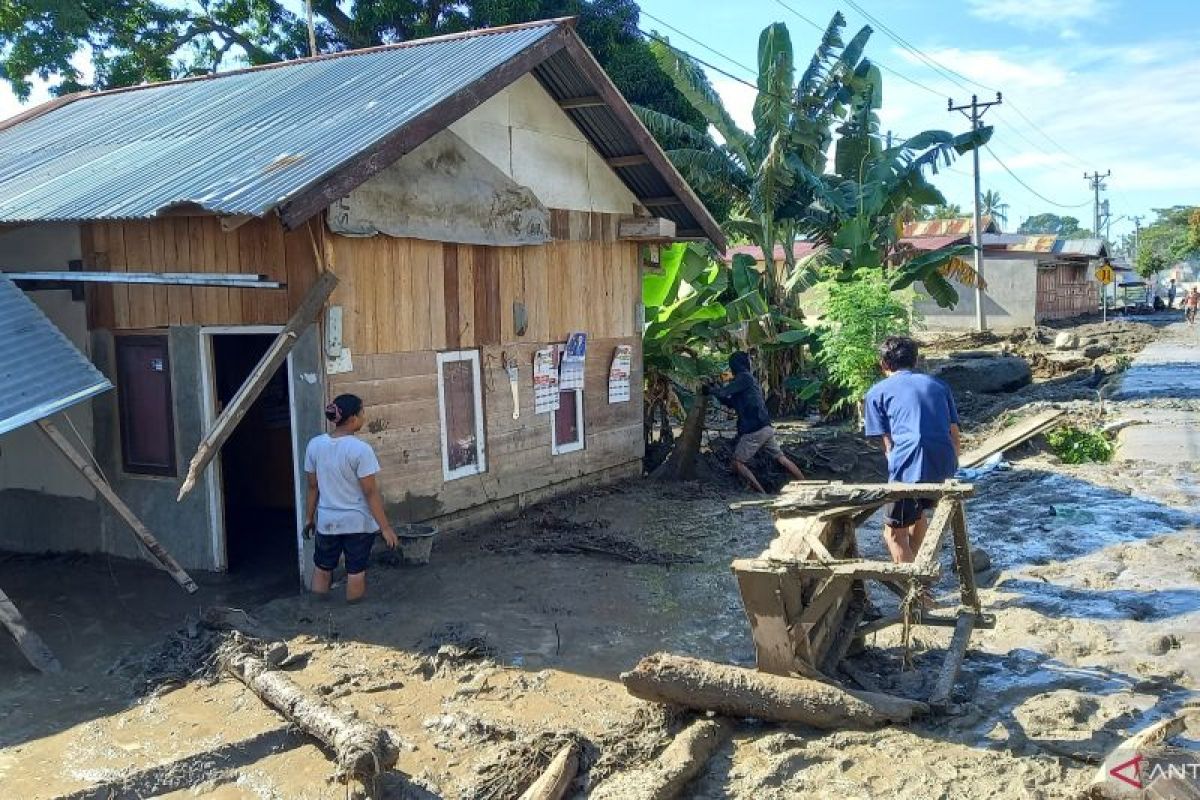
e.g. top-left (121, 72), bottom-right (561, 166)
top-left (37, 418), bottom-right (198, 594)
top-left (929, 610), bottom-right (975, 709)
top-left (950, 502), bottom-right (981, 614)
top-left (0, 584), bottom-right (61, 673)
top-left (177, 270), bottom-right (338, 500)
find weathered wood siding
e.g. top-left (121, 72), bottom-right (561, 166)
top-left (83, 217), bottom-right (320, 330)
top-left (1036, 262), bottom-right (1098, 321)
top-left (326, 223), bottom-right (643, 523)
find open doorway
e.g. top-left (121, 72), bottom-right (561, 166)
top-left (208, 332), bottom-right (298, 582)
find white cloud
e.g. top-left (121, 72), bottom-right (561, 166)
top-left (967, 0), bottom-right (1111, 30)
top-left (896, 47), bottom-right (1068, 91)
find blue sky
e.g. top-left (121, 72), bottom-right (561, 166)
top-left (635, 0), bottom-right (1200, 238)
top-left (1, 0), bottom-right (1196, 239)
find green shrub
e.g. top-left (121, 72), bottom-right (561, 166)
top-left (1046, 425), bottom-right (1114, 464)
top-left (816, 269), bottom-right (913, 412)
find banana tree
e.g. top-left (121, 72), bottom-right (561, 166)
top-left (796, 61), bottom-right (993, 306)
top-left (638, 14), bottom-right (870, 299)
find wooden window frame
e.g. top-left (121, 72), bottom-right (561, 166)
top-left (436, 349), bottom-right (487, 481)
top-left (114, 334), bottom-right (177, 477)
top-left (551, 357), bottom-right (586, 457)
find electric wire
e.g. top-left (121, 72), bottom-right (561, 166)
top-left (985, 145), bottom-right (1093, 208)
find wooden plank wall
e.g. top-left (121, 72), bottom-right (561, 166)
top-left (327, 225), bottom-right (644, 522)
top-left (326, 213), bottom-right (638, 354)
top-left (83, 217), bottom-right (319, 330)
top-left (1036, 261), bottom-right (1097, 321)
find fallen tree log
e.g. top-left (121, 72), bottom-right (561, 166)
top-left (622, 653), bottom-right (927, 728)
top-left (518, 742), bottom-right (579, 800)
top-left (221, 646), bottom-right (399, 779)
top-left (590, 718), bottom-right (731, 800)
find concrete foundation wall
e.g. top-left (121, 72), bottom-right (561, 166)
top-left (449, 74), bottom-right (638, 214)
top-left (915, 257), bottom-right (1038, 331)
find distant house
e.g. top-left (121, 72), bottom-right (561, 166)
top-left (915, 233), bottom-right (1109, 330)
top-left (0, 19), bottom-right (722, 583)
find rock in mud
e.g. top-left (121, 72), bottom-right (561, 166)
top-left (1083, 343), bottom-right (1111, 359)
top-left (1054, 331), bottom-right (1079, 350)
top-left (932, 356), bottom-right (1032, 394)
top-left (970, 547), bottom-right (991, 573)
top-left (1146, 634), bottom-right (1179, 656)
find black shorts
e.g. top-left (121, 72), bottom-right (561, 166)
top-left (314, 532), bottom-right (376, 574)
top-left (885, 498), bottom-right (935, 529)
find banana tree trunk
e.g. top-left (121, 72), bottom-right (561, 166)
top-left (651, 394), bottom-right (709, 481)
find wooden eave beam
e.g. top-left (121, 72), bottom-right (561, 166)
top-left (556, 32), bottom-right (727, 253)
top-left (606, 154), bottom-right (651, 168)
top-left (278, 27), bottom-right (571, 231)
top-left (641, 196), bottom-right (685, 207)
top-left (559, 94), bottom-right (605, 110)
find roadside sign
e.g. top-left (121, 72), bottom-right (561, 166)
top-left (1096, 264), bottom-right (1116, 285)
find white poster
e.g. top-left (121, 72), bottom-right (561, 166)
top-left (608, 344), bottom-right (632, 403)
top-left (533, 348), bottom-right (560, 414)
top-left (560, 331), bottom-right (587, 391)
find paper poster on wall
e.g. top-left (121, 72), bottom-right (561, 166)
top-left (533, 348), bottom-right (560, 414)
top-left (559, 331), bottom-right (587, 391)
top-left (608, 345), bottom-right (632, 403)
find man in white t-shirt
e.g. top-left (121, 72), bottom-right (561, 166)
top-left (304, 394), bottom-right (398, 602)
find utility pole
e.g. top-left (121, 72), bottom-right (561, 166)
top-left (1085, 170), bottom-right (1111, 321)
top-left (1132, 215), bottom-right (1143, 263)
top-left (949, 92), bottom-right (1002, 332)
top-left (1085, 170), bottom-right (1111, 240)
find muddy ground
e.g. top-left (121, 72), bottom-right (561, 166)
top-left (2, 314), bottom-right (1198, 799)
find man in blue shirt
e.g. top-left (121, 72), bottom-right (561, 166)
top-left (864, 337), bottom-right (961, 563)
top-left (706, 351), bottom-right (805, 493)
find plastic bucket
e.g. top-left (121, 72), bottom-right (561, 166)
top-left (395, 523), bottom-right (437, 565)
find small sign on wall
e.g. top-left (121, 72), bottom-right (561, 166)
top-left (533, 348), bottom-right (559, 414)
top-left (608, 345), bottom-right (632, 403)
top-left (560, 331), bottom-right (587, 391)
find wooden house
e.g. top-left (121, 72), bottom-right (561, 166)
top-left (0, 19), bottom-right (722, 583)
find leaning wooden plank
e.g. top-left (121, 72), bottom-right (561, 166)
top-left (37, 419), bottom-right (198, 594)
top-left (589, 718), bottom-right (732, 800)
top-left (178, 270), bottom-right (338, 500)
top-left (958, 408), bottom-right (1066, 468)
top-left (518, 742), bottom-right (580, 800)
top-left (950, 502), bottom-right (981, 613)
top-left (221, 644), bottom-right (400, 779)
top-left (764, 482), bottom-right (975, 516)
top-left (621, 652), bottom-right (928, 728)
top-left (0, 584), bottom-right (61, 673)
top-left (732, 565), bottom-right (822, 679)
top-left (911, 498), bottom-right (958, 575)
top-left (928, 611), bottom-right (976, 710)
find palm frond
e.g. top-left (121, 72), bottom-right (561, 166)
top-left (633, 105), bottom-right (715, 150)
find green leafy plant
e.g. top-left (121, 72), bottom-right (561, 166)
top-left (1114, 354), bottom-right (1133, 372)
top-left (1046, 426), bottom-right (1114, 464)
top-left (816, 269), bottom-right (912, 411)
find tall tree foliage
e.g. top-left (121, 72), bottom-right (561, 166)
top-left (980, 189), bottom-right (1008, 229)
top-left (1134, 206), bottom-right (1200, 278)
top-left (1017, 213), bottom-right (1092, 237)
top-left (0, 0), bottom-right (707, 139)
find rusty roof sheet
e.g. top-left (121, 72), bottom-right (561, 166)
top-left (982, 234), bottom-right (1108, 258)
top-left (901, 216), bottom-right (999, 237)
top-left (0, 275), bottom-right (111, 436)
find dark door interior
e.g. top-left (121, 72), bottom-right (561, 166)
top-left (211, 334), bottom-right (297, 580)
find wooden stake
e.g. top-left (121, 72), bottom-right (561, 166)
top-left (37, 418), bottom-right (197, 594)
top-left (0, 584), bottom-right (61, 673)
top-left (177, 270), bottom-right (338, 500)
top-left (928, 610), bottom-right (975, 710)
top-left (518, 742), bottom-right (580, 800)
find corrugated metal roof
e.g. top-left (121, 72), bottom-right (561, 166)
top-left (0, 23), bottom-right (559, 223)
top-left (982, 233), bottom-right (1108, 258)
top-left (901, 216), bottom-right (999, 237)
top-left (724, 234), bottom-right (966, 264)
top-left (0, 22), bottom-right (725, 248)
top-left (0, 276), bottom-right (111, 436)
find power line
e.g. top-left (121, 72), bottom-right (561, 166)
top-left (840, 0), bottom-right (979, 94)
top-left (639, 10), bottom-right (758, 77)
top-left (985, 145), bottom-right (1092, 208)
top-left (771, 0), bottom-right (945, 98)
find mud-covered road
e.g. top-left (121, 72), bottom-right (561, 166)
top-left (2, 318), bottom-right (1199, 799)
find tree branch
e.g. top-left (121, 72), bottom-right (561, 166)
top-left (310, 0), bottom-right (377, 49)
